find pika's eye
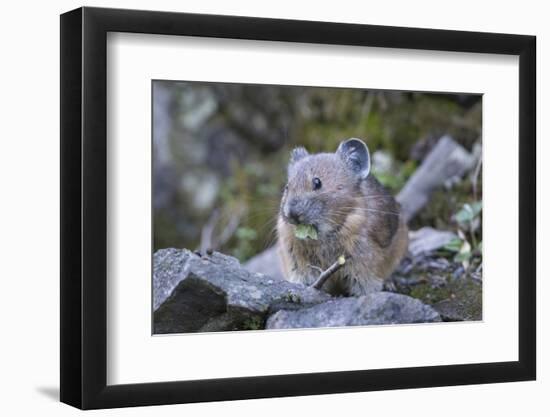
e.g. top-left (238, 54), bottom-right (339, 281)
top-left (312, 177), bottom-right (322, 190)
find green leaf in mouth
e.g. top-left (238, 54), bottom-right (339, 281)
top-left (294, 224), bottom-right (318, 240)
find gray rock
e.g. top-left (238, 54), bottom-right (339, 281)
top-left (153, 248), bottom-right (330, 334)
top-left (266, 292), bottom-right (441, 329)
top-left (244, 246), bottom-right (284, 281)
top-left (408, 227), bottom-right (457, 256)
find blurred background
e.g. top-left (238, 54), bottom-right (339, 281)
top-left (152, 80), bottom-right (482, 263)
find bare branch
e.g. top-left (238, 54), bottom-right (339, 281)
top-left (310, 256), bottom-right (347, 290)
top-left (200, 209), bottom-right (220, 254)
top-left (307, 264), bottom-right (324, 275)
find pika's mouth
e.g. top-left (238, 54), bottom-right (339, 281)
top-left (293, 223), bottom-right (318, 240)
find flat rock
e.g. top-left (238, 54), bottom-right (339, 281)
top-left (408, 227), bottom-right (457, 256)
top-left (266, 292), bottom-right (441, 329)
top-left (153, 248), bottom-right (330, 334)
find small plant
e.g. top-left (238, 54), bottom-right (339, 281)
top-left (294, 224), bottom-right (318, 240)
top-left (284, 291), bottom-right (302, 303)
top-left (242, 316), bottom-right (263, 330)
top-left (443, 201), bottom-right (482, 269)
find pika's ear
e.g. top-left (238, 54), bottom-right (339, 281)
top-left (289, 147), bottom-right (309, 164)
top-left (336, 138), bottom-right (371, 179)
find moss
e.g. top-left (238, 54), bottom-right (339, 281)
top-left (242, 316), bottom-right (264, 330)
top-left (408, 274), bottom-right (482, 321)
top-left (409, 275), bottom-right (455, 304)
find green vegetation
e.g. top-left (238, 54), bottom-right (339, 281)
top-left (294, 224), bottom-right (318, 240)
top-left (242, 316), bottom-right (264, 331)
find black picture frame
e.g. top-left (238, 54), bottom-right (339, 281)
top-left (60, 6), bottom-right (536, 410)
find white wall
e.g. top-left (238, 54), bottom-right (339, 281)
top-left (0, 0), bottom-right (546, 415)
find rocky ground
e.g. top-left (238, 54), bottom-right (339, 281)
top-left (153, 239), bottom-right (481, 333)
top-left (390, 251), bottom-right (482, 322)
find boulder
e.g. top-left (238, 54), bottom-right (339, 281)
top-left (266, 292), bottom-right (441, 329)
top-left (408, 227), bottom-right (458, 257)
top-left (153, 248), bottom-right (330, 333)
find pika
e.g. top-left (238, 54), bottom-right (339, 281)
top-left (277, 138), bottom-right (408, 296)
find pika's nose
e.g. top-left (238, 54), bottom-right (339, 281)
top-left (287, 198), bottom-right (304, 224)
top-left (288, 208), bottom-right (303, 224)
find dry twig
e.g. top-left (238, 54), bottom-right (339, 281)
top-left (310, 255), bottom-right (347, 290)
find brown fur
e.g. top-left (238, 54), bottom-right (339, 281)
top-left (277, 145), bottom-right (408, 296)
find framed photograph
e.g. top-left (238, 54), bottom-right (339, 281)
top-left (60, 6), bottom-right (536, 409)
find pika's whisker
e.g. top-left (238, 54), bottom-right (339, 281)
top-left (332, 207), bottom-right (401, 216)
